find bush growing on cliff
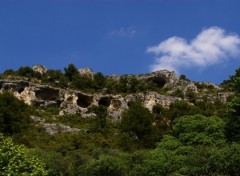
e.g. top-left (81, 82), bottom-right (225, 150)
top-left (64, 63), bottom-right (79, 81)
top-left (42, 69), bottom-right (68, 87)
top-left (0, 92), bottom-right (32, 135)
top-left (17, 66), bottom-right (41, 79)
top-left (120, 101), bottom-right (154, 148)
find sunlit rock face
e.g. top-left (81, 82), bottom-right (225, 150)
top-left (32, 65), bottom-right (47, 74)
top-left (78, 67), bottom-right (94, 78)
top-left (0, 68), bottom-right (232, 120)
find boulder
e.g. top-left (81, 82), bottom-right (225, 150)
top-left (78, 67), bottom-right (94, 78)
top-left (32, 65), bottom-right (47, 74)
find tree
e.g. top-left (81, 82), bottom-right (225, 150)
top-left (0, 92), bottom-right (32, 135)
top-left (72, 74), bottom-right (94, 90)
top-left (93, 72), bottom-right (106, 90)
top-left (185, 88), bottom-right (197, 103)
top-left (163, 100), bottom-right (200, 121)
top-left (120, 101), bottom-right (154, 147)
top-left (17, 66), bottom-right (41, 78)
top-left (43, 69), bottom-right (68, 87)
top-left (152, 104), bottom-right (169, 138)
top-left (88, 105), bottom-right (108, 132)
top-left (171, 88), bottom-right (184, 98)
top-left (225, 95), bottom-right (240, 142)
top-left (173, 114), bottom-right (225, 145)
top-left (3, 69), bottom-right (16, 76)
top-left (0, 133), bottom-right (48, 175)
top-left (64, 64), bottom-right (78, 81)
top-left (117, 77), bottom-right (128, 93)
top-left (225, 68), bottom-right (240, 142)
top-left (229, 68), bottom-right (240, 93)
top-left (78, 156), bottom-right (126, 176)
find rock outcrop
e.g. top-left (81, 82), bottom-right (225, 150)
top-left (32, 65), bottom-right (48, 74)
top-left (0, 68), bottom-right (231, 120)
top-left (31, 116), bottom-right (84, 135)
top-left (78, 67), bottom-right (94, 78)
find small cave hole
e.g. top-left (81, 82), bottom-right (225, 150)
top-left (147, 75), bottom-right (167, 88)
top-left (16, 81), bottom-right (29, 93)
top-left (0, 81), bottom-right (3, 89)
top-left (98, 97), bottom-right (112, 107)
top-left (35, 87), bottom-right (60, 101)
top-left (77, 93), bottom-right (93, 108)
top-left (17, 87), bottom-right (25, 93)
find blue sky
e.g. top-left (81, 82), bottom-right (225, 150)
top-left (0, 0), bottom-right (240, 84)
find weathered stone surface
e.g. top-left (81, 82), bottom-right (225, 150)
top-left (32, 65), bottom-right (47, 74)
top-left (0, 68), bottom-right (232, 120)
top-left (31, 116), bottom-right (83, 135)
top-left (78, 67), bottom-right (94, 78)
top-left (138, 70), bottom-right (179, 86)
top-left (59, 102), bottom-right (81, 115)
top-left (109, 69), bottom-right (179, 89)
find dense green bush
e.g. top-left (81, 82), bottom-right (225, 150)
top-left (78, 156), bottom-right (126, 176)
top-left (120, 101), bottom-right (154, 148)
top-left (0, 92), bottom-right (32, 135)
top-left (173, 114), bottom-right (225, 145)
top-left (0, 133), bottom-right (48, 175)
top-left (18, 66), bottom-right (41, 78)
top-left (64, 63), bottom-right (79, 81)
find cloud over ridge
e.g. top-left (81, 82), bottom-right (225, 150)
top-left (147, 27), bottom-right (240, 72)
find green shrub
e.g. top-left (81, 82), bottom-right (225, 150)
top-left (0, 133), bottom-right (48, 175)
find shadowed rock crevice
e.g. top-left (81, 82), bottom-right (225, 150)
top-left (77, 93), bottom-right (93, 108)
top-left (35, 87), bottom-right (60, 100)
top-left (0, 81), bottom-right (4, 89)
top-left (98, 97), bottom-right (112, 107)
top-left (2, 83), bottom-right (16, 91)
top-left (146, 75), bottom-right (167, 88)
top-left (16, 81), bottom-right (29, 93)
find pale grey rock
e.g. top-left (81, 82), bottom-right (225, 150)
top-left (40, 101), bottom-right (58, 108)
top-left (32, 65), bottom-right (47, 74)
top-left (42, 123), bottom-right (81, 135)
top-left (0, 68), bottom-right (233, 120)
top-left (59, 102), bottom-right (81, 115)
top-left (31, 115), bottom-right (82, 135)
top-left (78, 67), bottom-right (94, 78)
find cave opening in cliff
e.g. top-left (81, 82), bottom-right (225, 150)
top-left (35, 87), bottom-right (60, 100)
top-left (17, 88), bottom-right (25, 93)
top-left (16, 82), bottom-right (29, 93)
top-left (0, 81), bottom-right (3, 89)
top-left (77, 93), bottom-right (93, 108)
top-left (147, 75), bottom-right (167, 88)
top-left (98, 97), bottom-right (112, 107)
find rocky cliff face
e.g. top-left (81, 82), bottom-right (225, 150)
top-left (0, 79), bottom-right (181, 119)
top-left (0, 68), bottom-right (231, 120)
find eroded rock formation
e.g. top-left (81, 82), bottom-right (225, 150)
top-left (0, 69), bottom-right (231, 120)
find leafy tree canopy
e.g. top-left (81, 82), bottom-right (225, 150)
top-left (0, 133), bottom-right (48, 175)
top-left (120, 101), bottom-right (154, 148)
top-left (0, 92), bottom-right (32, 135)
top-left (64, 63), bottom-right (79, 81)
top-left (173, 114), bottom-right (225, 145)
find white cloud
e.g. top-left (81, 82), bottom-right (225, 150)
top-left (110, 26), bottom-right (136, 37)
top-left (147, 27), bottom-right (240, 72)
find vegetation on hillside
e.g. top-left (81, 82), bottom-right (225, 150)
top-left (0, 65), bottom-right (240, 175)
top-left (0, 64), bottom-right (167, 94)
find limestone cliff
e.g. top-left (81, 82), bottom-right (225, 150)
top-left (0, 68), bottom-right (231, 120)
